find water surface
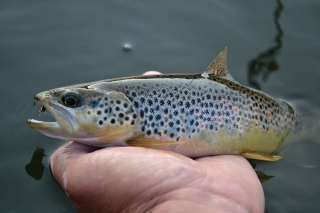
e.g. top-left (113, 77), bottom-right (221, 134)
top-left (1, 1), bottom-right (319, 212)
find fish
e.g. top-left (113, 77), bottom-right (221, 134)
top-left (28, 48), bottom-right (308, 161)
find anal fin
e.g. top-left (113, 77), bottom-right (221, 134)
top-left (239, 151), bottom-right (282, 161)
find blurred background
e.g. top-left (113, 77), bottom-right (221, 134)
top-left (1, 0), bottom-right (319, 212)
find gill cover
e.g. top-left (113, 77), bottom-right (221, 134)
top-left (88, 91), bottom-right (138, 144)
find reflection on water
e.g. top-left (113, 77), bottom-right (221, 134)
top-left (25, 146), bottom-right (46, 180)
top-left (249, 160), bottom-right (275, 183)
top-left (248, 0), bottom-right (283, 90)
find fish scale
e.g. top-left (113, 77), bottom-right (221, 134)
top-left (28, 48), bottom-right (310, 160)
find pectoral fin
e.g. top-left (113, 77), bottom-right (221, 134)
top-left (239, 151), bottom-right (282, 161)
top-left (126, 140), bottom-right (185, 147)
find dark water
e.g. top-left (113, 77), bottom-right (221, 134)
top-left (1, 1), bottom-right (319, 212)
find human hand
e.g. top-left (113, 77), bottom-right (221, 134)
top-left (50, 142), bottom-right (264, 213)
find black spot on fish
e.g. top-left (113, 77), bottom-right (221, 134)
top-left (99, 120), bottom-right (103, 125)
top-left (131, 92), bottom-right (137, 97)
top-left (115, 107), bottom-right (120, 111)
top-left (89, 101), bottom-right (98, 108)
top-left (131, 120), bottom-right (135, 125)
top-left (133, 101), bottom-right (139, 108)
top-left (154, 97), bottom-right (158, 103)
top-left (147, 99), bottom-right (153, 106)
top-left (111, 119), bottom-right (115, 124)
top-left (146, 130), bottom-right (151, 135)
top-left (140, 110), bottom-right (144, 118)
top-left (169, 122), bottom-right (174, 127)
top-left (155, 114), bottom-right (161, 120)
top-left (97, 111), bottom-right (101, 115)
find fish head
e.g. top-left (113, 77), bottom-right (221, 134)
top-left (28, 87), bottom-right (137, 145)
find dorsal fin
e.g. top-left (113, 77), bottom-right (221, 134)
top-left (203, 47), bottom-right (235, 81)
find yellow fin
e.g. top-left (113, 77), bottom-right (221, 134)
top-left (239, 151), bottom-right (282, 161)
top-left (126, 140), bottom-right (185, 147)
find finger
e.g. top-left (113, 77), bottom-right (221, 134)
top-left (142, 71), bottom-right (162, 75)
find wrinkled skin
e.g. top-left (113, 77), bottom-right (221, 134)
top-left (50, 142), bottom-right (264, 213)
top-left (49, 72), bottom-right (264, 213)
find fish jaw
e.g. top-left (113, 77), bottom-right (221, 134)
top-left (27, 91), bottom-right (77, 140)
top-left (27, 119), bottom-right (68, 139)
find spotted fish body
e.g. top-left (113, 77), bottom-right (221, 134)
top-left (28, 49), bottom-right (305, 160)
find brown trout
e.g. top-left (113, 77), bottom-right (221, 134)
top-left (28, 48), bottom-right (306, 161)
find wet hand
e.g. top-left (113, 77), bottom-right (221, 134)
top-left (50, 142), bottom-right (264, 213)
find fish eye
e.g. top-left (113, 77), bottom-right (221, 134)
top-left (61, 92), bottom-right (80, 107)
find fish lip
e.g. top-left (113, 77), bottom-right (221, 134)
top-left (27, 119), bottom-right (59, 129)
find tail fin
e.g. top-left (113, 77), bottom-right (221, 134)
top-left (277, 102), bottom-right (320, 168)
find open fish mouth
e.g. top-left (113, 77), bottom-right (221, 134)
top-left (27, 101), bottom-right (75, 137)
top-left (27, 104), bottom-right (61, 130)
